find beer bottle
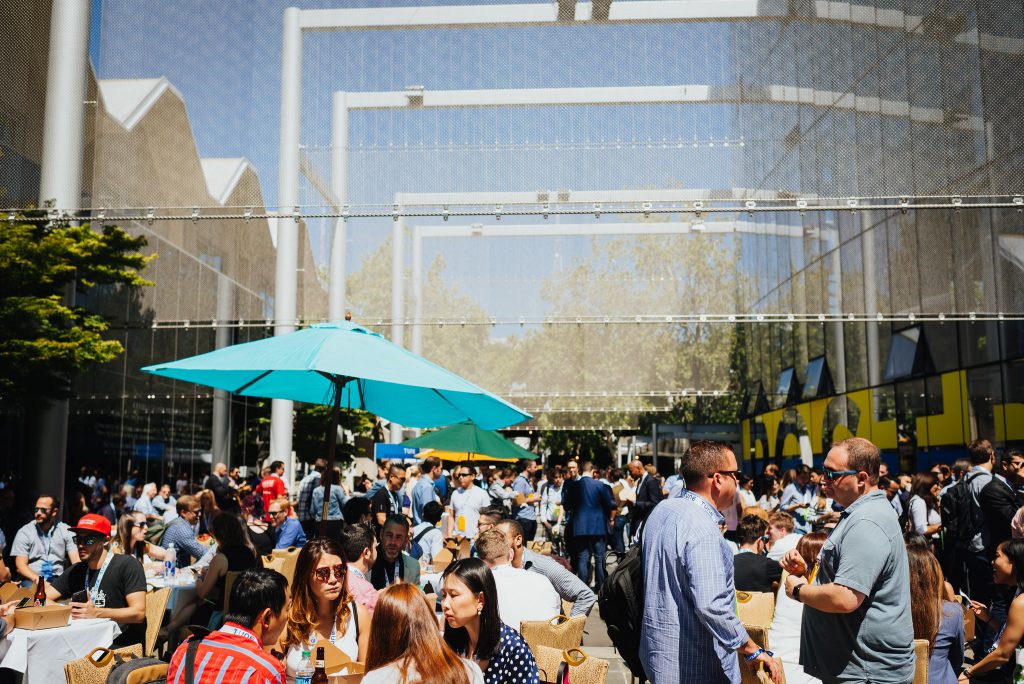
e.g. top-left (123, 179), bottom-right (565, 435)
top-left (33, 576), bottom-right (45, 607)
top-left (311, 646), bottom-right (328, 684)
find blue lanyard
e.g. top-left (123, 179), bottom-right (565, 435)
top-left (84, 551), bottom-right (113, 600)
top-left (309, 616), bottom-right (338, 646)
top-left (680, 490), bottom-right (723, 523)
top-left (37, 524), bottom-right (55, 559)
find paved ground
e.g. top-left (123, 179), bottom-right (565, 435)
top-left (581, 609), bottom-right (635, 684)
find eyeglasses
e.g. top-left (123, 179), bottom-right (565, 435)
top-left (73, 535), bottom-right (104, 546)
top-left (312, 564), bottom-right (345, 583)
top-left (823, 468), bottom-right (859, 481)
top-left (707, 470), bottom-right (742, 479)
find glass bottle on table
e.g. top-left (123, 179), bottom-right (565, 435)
top-left (33, 576), bottom-right (45, 606)
top-left (312, 646), bottom-right (328, 684)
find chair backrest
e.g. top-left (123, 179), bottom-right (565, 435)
top-left (963, 603), bottom-right (975, 642)
top-left (532, 645), bottom-right (608, 684)
top-left (913, 639), bottom-right (930, 684)
top-left (144, 587), bottom-right (172, 657)
top-left (223, 571), bottom-right (241, 613)
top-left (560, 599), bottom-right (573, 618)
top-left (270, 547), bottom-right (300, 586)
top-left (521, 614), bottom-right (586, 654)
top-left (736, 591), bottom-right (776, 627)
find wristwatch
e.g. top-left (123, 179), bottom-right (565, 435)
top-left (792, 583), bottom-right (803, 603)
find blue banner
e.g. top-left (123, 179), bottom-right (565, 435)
top-left (374, 443), bottom-right (424, 461)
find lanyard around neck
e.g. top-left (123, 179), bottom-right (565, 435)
top-left (85, 550), bottom-right (113, 597)
top-left (309, 616), bottom-right (338, 646)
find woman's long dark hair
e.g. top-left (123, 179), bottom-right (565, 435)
top-left (441, 558), bottom-right (502, 661)
top-left (910, 472), bottom-right (939, 513)
top-left (999, 539), bottom-right (1024, 595)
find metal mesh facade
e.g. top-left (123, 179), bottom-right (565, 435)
top-left (5, 0), bottom-right (1024, 466)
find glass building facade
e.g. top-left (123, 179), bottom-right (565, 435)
top-left (4, 0), bottom-right (1024, 476)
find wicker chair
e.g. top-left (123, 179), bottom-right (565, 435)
top-left (64, 645), bottom-right (144, 684)
top-left (532, 645), bottom-right (608, 684)
top-left (913, 639), bottom-right (929, 684)
top-left (144, 587), bottom-right (171, 657)
top-left (521, 614), bottom-right (586, 655)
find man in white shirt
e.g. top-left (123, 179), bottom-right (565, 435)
top-left (765, 511), bottom-right (802, 562)
top-left (476, 529), bottom-right (561, 631)
top-left (133, 483), bottom-right (161, 523)
top-left (447, 466), bottom-right (492, 539)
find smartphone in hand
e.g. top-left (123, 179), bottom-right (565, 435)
top-left (71, 590), bottom-right (89, 604)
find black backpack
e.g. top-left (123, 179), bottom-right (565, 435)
top-left (597, 541), bottom-right (647, 681)
top-left (941, 473), bottom-right (985, 548)
top-left (104, 651), bottom-right (167, 684)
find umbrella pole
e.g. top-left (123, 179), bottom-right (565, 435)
top-left (320, 377), bottom-right (344, 537)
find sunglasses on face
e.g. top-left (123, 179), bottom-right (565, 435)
top-left (707, 470), bottom-right (742, 479)
top-left (133, 522), bottom-right (148, 529)
top-left (74, 535), bottom-right (104, 547)
top-left (34, 507), bottom-right (52, 514)
top-left (312, 564), bottom-right (345, 583)
top-left (457, 473), bottom-right (472, 478)
top-left (823, 468), bottom-right (859, 481)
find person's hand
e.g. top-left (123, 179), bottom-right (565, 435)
top-left (785, 574), bottom-right (807, 599)
top-left (970, 600), bottom-right (992, 623)
top-left (780, 549), bottom-right (807, 576)
top-left (70, 598), bottom-right (100, 620)
top-left (747, 651), bottom-right (782, 684)
top-left (0, 600), bottom-right (18, 619)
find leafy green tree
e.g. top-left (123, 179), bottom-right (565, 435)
top-left (0, 211), bottom-right (152, 407)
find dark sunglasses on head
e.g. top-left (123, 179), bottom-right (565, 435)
top-left (312, 564), bottom-right (345, 583)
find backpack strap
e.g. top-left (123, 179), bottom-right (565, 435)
top-left (350, 601), bottom-right (359, 642)
top-left (184, 627), bottom-right (213, 684)
top-left (412, 526), bottom-right (432, 544)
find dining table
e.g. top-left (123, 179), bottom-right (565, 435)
top-left (0, 617), bottom-right (121, 683)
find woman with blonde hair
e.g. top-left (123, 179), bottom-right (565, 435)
top-left (281, 537), bottom-right (370, 679)
top-left (363, 582), bottom-right (482, 684)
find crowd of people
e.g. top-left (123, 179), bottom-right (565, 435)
top-left (0, 435), bottom-right (1018, 683)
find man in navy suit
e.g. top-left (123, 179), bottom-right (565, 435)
top-left (630, 459), bottom-right (664, 532)
top-left (563, 461), bottom-right (615, 590)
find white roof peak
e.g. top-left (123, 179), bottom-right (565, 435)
top-left (200, 157), bottom-right (252, 205)
top-left (97, 77), bottom-right (182, 131)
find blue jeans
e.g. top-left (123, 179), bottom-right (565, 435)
top-left (573, 535), bottom-right (607, 589)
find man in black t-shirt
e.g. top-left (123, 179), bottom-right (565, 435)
top-left (371, 464), bottom-right (407, 529)
top-left (45, 514), bottom-right (147, 647)
top-left (732, 514), bottom-right (783, 594)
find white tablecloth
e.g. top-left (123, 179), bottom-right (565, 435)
top-left (148, 576), bottom-right (197, 613)
top-left (0, 618), bottom-right (120, 683)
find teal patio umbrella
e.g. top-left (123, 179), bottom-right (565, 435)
top-left (142, 321), bottom-right (530, 528)
top-left (400, 422), bottom-right (538, 463)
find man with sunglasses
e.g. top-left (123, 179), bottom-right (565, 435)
top-left (641, 440), bottom-right (781, 684)
top-left (781, 437), bottom-right (914, 684)
top-left (12, 494), bottom-right (78, 584)
top-left (447, 467), bottom-right (491, 539)
top-left (45, 514), bottom-right (147, 647)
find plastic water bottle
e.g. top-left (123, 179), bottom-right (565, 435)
top-left (164, 544), bottom-right (176, 580)
top-left (295, 649), bottom-right (313, 684)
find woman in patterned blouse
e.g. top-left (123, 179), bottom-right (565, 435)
top-left (441, 558), bottom-right (540, 684)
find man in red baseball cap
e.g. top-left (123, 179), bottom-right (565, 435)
top-left (44, 513), bottom-right (147, 647)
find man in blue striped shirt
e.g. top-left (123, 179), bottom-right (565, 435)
top-left (640, 441), bottom-right (781, 684)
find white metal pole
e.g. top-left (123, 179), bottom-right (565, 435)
top-left (329, 91), bottom-right (349, 321)
top-left (271, 6), bottom-right (302, 485)
top-left (212, 273), bottom-right (234, 467)
top-left (32, 0), bottom-right (91, 498)
top-left (390, 216), bottom-right (405, 443)
top-left (411, 226), bottom-right (423, 357)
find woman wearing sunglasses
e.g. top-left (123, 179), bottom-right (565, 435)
top-left (111, 512), bottom-right (167, 571)
top-left (281, 537), bottom-right (370, 679)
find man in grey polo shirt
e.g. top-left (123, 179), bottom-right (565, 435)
top-left (781, 437), bottom-right (914, 684)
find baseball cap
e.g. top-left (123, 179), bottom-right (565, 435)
top-left (70, 513), bottom-right (112, 538)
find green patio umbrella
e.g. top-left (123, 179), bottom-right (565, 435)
top-left (400, 422), bottom-right (538, 463)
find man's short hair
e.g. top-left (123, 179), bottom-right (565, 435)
top-left (832, 437), bottom-right (881, 483)
top-left (270, 497), bottom-right (291, 513)
top-left (383, 513), bottom-right (410, 534)
top-left (968, 439), bottom-right (994, 466)
top-left (269, 460), bottom-right (284, 473)
top-left (736, 515), bottom-right (768, 545)
top-left (767, 511), bottom-right (794, 533)
top-left (421, 456), bottom-right (442, 473)
top-left (475, 529), bottom-right (511, 563)
top-left (497, 518), bottom-right (524, 542)
top-left (223, 568), bottom-right (288, 628)
top-left (478, 506), bottom-right (507, 522)
top-left (35, 494), bottom-right (59, 508)
top-left (388, 464), bottom-right (407, 477)
top-left (422, 501), bottom-right (444, 525)
top-left (581, 461), bottom-right (594, 474)
top-left (342, 496), bottom-right (372, 524)
top-left (313, 458), bottom-right (328, 472)
top-left (176, 494), bottom-right (197, 515)
top-left (340, 524), bottom-right (376, 562)
top-left (680, 441), bottom-right (734, 487)
top-left (516, 458), bottom-right (533, 474)
top-left (953, 458), bottom-right (972, 475)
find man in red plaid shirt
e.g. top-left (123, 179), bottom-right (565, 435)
top-left (168, 568), bottom-right (289, 684)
